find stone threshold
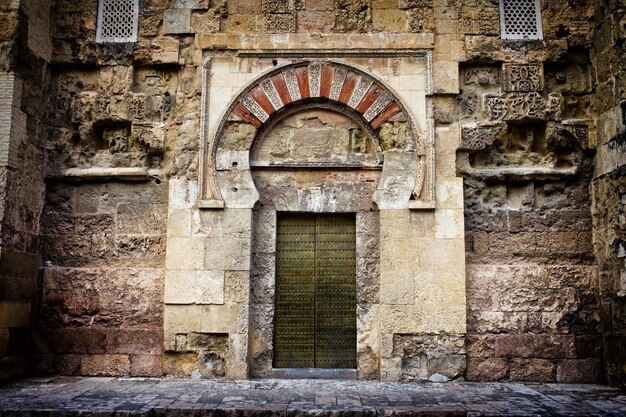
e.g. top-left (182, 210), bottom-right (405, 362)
top-left (270, 368), bottom-right (357, 379)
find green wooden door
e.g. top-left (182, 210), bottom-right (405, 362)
top-left (274, 213), bottom-right (357, 369)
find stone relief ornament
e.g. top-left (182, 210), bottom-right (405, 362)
top-left (240, 94), bottom-right (269, 123)
top-left (348, 76), bottom-right (373, 108)
top-left (329, 66), bottom-right (348, 101)
top-left (260, 79), bottom-right (284, 110)
top-left (485, 92), bottom-right (555, 121)
top-left (283, 68), bottom-right (301, 102)
top-left (262, 0), bottom-right (291, 13)
top-left (456, 92), bottom-right (478, 115)
top-left (463, 67), bottom-right (499, 87)
top-left (502, 63), bottom-right (544, 92)
top-left (309, 62), bottom-right (322, 97)
top-left (545, 92), bottom-right (562, 121)
top-left (128, 94), bottom-right (146, 121)
top-left (460, 124), bottom-right (506, 151)
top-left (264, 13), bottom-right (296, 33)
top-left (160, 92), bottom-right (173, 121)
top-left (364, 93), bottom-right (392, 122)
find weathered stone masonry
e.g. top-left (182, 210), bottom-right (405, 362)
top-left (0, 0), bottom-right (624, 387)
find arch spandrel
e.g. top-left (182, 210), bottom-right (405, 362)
top-left (200, 59), bottom-right (433, 209)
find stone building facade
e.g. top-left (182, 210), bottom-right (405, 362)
top-left (0, 0), bottom-right (625, 386)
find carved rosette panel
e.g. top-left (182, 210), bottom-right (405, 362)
top-left (201, 60), bottom-right (434, 208)
top-left (502, 63), bottom-right (544, 92)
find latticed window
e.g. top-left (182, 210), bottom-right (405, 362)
top-left (96, 0), bottom-right (139, 43)
top-left (499, 0), bottom-right (543, 40)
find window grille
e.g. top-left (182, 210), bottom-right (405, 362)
top-left (499, 0), bottom-right (543, 40)
top-left (96, 0), bottom-right (139, 43)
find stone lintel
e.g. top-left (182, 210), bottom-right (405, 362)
top-left (196, 34), bottom-right (435, 52)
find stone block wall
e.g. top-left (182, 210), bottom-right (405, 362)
top-left (0, 0), bottom-right (51, 383)
top-left (0, 0), bottom-right (620, 385)
top-left (590, 0), bottom-right (626, 388)
top-left (37, 181), bottom-right (167, 376)
top-left (455, 1), bottom-right (602, 383)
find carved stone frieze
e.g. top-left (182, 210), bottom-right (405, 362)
top-left (502, 63), bottom-right (544, 92)
top-left (264, 13), bottom-right (296, 33)
top-left (462, 67), bottom-right (499, 87)
top-left (262, 0), bottom-right (291, 13)
top-left (460, 123), bottom-right (507, 151)
top-left (485, 92), bottom-right (561, 121)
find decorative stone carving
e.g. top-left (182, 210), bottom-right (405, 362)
top-left (133, 122), bottom-right (166, 153)
top-left (463, 67), bottom-right (499, 87)
top-left (309, 62), bottom-right (321, 97)
top-left (334, 0), bottom-right (371, 33)
top-left (329, 66), bottom-right (348, 101)
top-left (262, 0), bottom-right (291, 13)
top-left (264, 13), bottom-right (296, 33)
top-left (95, 95), bottom-right (111, 119)
top-left (283, 68), bottom-right (301, 102)
top-left (456, 92), bottom-right (478, 116)
top-left (103, 126), bottom-right (130, 153)
top-left (502, 64), bottom-right (544, 92)
top-left (240, 94), bottom-right (269, 123)
top-left (260, 79), bottom-right (283, 110)
top-left (364, 93), bottom-right (392, 122)
top-left (128, 93), bottom-right (146, 121)
top-left (460, 124), bottom-right (507, 151)
top-left (545, 92), bottom-right (562, 121)
top-left (160, 92), bottom-right (173, 121)
top-left (485, 93), bottom-right (559, 121)
top-left (348, 76), bottom-right (373, 109)
top-left (143, 70), bottom-right (172, 89)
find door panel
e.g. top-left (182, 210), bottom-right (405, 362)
top-left (274, 213), bottom-right (357, 369)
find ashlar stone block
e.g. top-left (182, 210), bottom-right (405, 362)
top-left (204, 238), bottom-right (251, 271)
top-left (434, 208), bottom-right (465, 239)
top-left (164, 270), bottom-right (195, 304)
top-left (163, 9), bottom-right (192, 34)
top-left (165, 237), bottom-right (205, 270)
top-left (195, 270), bottom-right (224, 305)
top-left (151, 37), bottom-right (180, 64)
top-left (169, 178), bottom-right (198, 211)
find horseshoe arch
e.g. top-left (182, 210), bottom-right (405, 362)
top-left (199, 59), bottom-right (433, 209)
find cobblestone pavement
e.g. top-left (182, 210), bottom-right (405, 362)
top-left (1, 377), bottom-right (626, 416)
